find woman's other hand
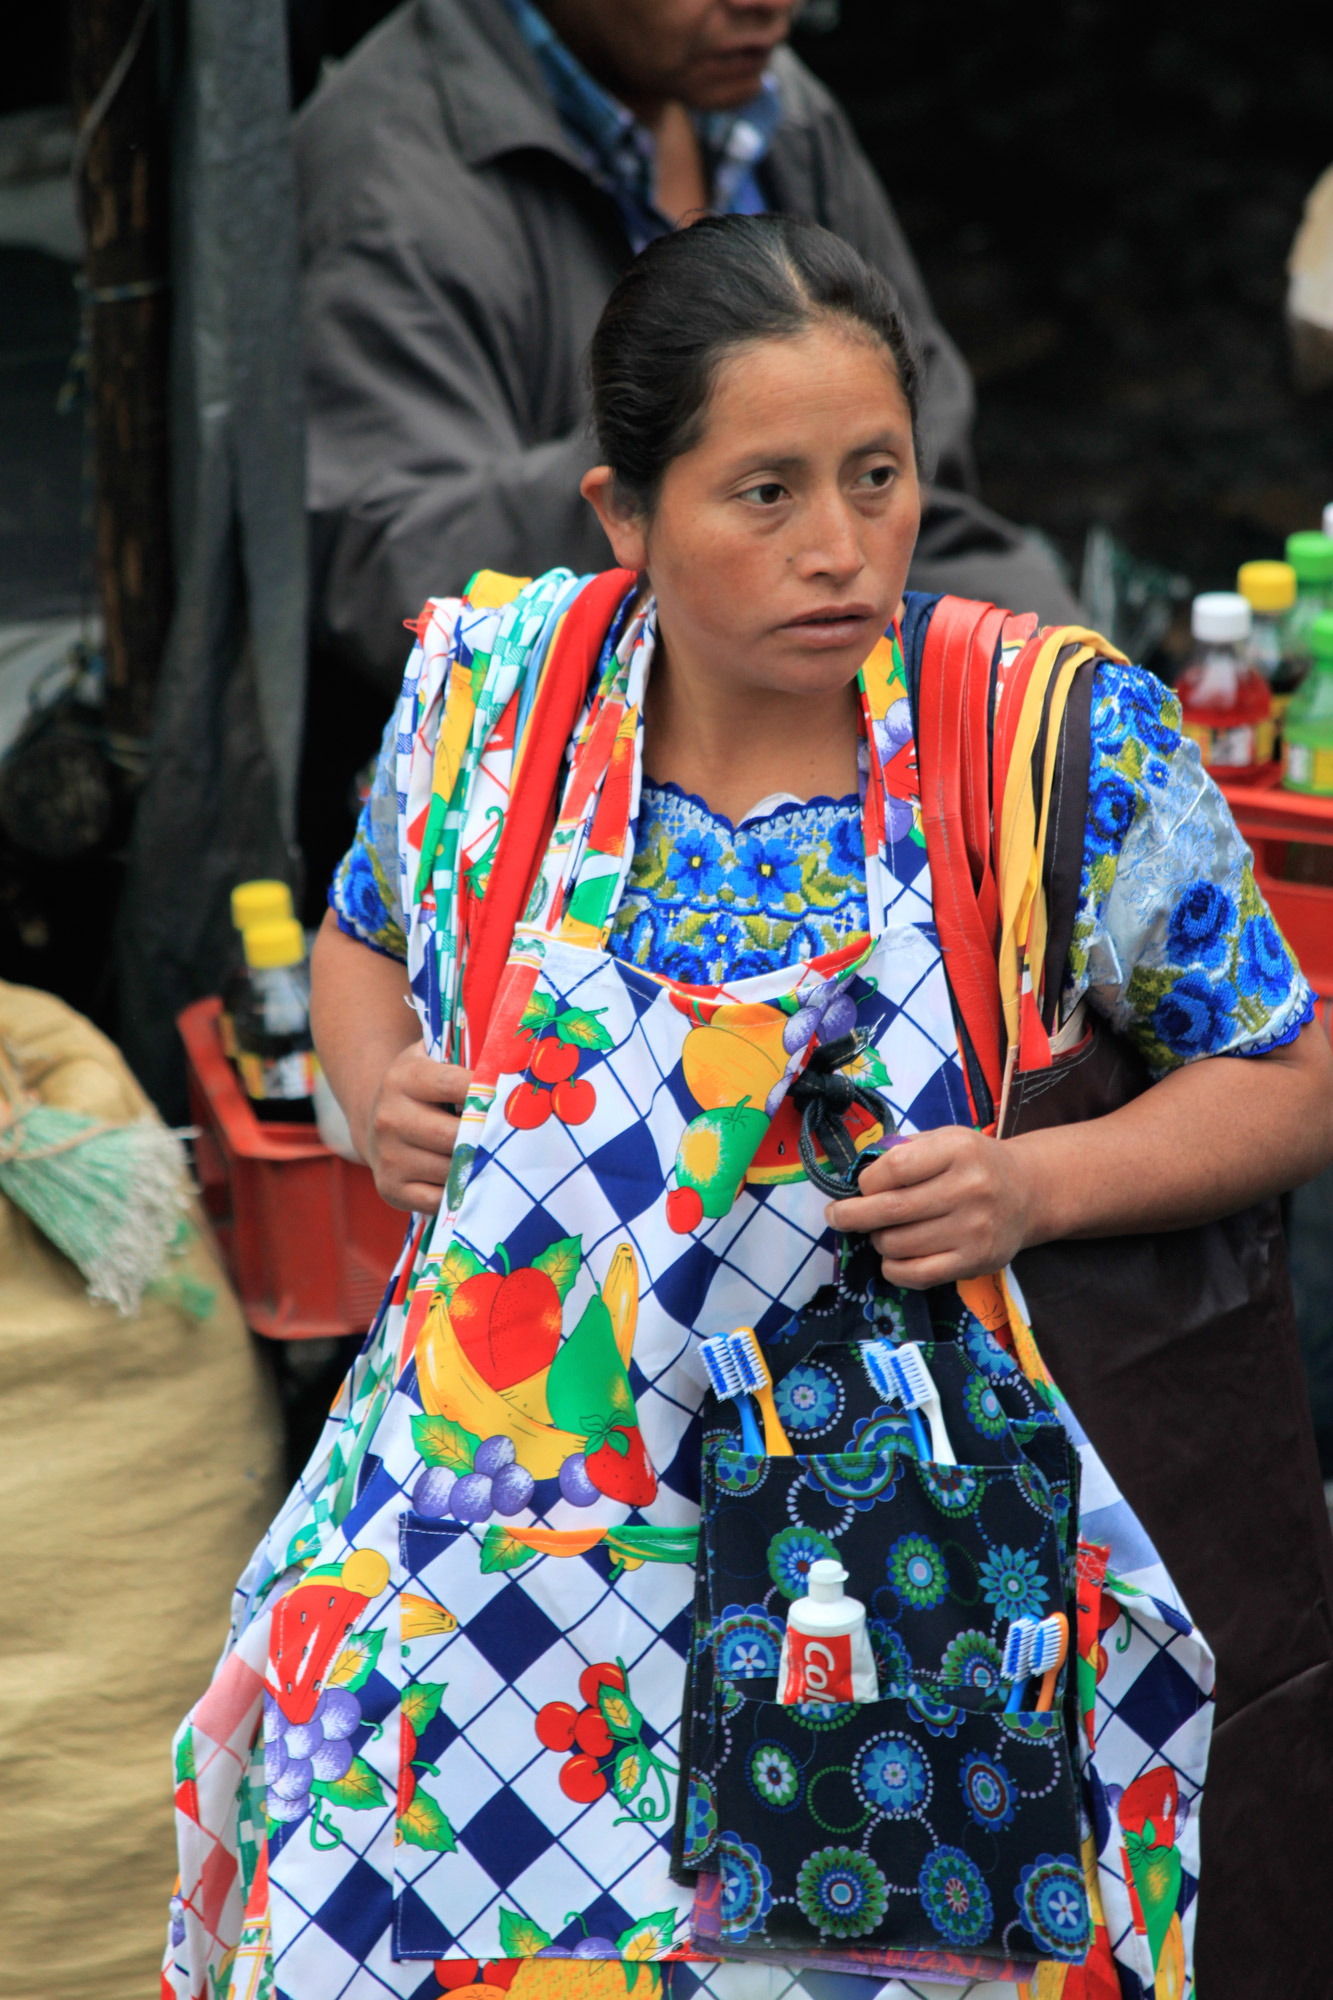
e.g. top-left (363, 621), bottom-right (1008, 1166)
top-left (827, 1131), bottom-right (1035, 1289)
top-left (366, 1043), bottom-right (472, 1213)
top-left (310, 910), bottom-right (471, 1214)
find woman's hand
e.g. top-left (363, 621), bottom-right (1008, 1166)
top-left (826, 1130), bottom-right (1037, 1289)
top-left (365, 1043), bottom-right (472, 1214)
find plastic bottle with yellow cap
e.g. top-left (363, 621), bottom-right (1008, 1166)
top-left (232, 916), bottom-right (319, 1122)
top-left (221, 880), bottom-right (296, 1058)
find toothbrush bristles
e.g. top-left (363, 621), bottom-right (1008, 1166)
top-left (700, 1333), bottom-right (744, 1399)
top-left (1029, 1615), bottom-right (1066, 1674)
top-left (888, 1341), bottom-right (932, 1411)
top-left (1001, 1619), bottom-right (1035, 1682)
top-left (728, 1327), bottom-right (769, 1392)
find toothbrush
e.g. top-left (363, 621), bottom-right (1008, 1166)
top-left (1001, 1619), bottom-right (1036, 1711)
top-left (729, 1328), bottom-right (793, 1456)
top-left (699, 1334), bottom-right (764, 1456)
top-left (863, 1340), bottom-right (932, 1461)
top-left (886, 1342), bottom-right (956, 1465)
top-left (1031, 1613), bottom-right (1069, 1713)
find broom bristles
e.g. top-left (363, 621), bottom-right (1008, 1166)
top-left (0, 1107), bottom-right (191, 1314)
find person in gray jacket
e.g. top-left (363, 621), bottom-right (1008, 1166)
top-left (298, 0), bottom-right (1079, 699)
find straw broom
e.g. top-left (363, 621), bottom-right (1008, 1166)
top-left (0, 1038), bottom-right (204, 1316)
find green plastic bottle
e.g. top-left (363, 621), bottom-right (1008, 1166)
top-left (1282, 531), bottom-right (1333, 683)
top-left (1282, 610), bottom-right (1333, 795)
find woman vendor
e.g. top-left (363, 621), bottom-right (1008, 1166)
top-left (167, 217), bottom-right (1333, 2000)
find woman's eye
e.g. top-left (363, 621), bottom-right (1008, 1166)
top-left (738, 481), bottom-right (788, 506)
top-left (856, 464), bottom-right (896, 490)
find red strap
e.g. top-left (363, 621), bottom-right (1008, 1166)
top-left (459, 568), bottom-right (637, 1054)
top-left (916, 596), bottom-right (1010, 1108)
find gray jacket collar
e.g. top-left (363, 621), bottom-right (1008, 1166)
top-left (417, 0), bottom-right (587, 171)
top-left (415, 0), bottom-right (812, 175)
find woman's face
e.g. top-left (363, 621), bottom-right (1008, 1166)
top-left (586, 321), bottom-right (920, 701)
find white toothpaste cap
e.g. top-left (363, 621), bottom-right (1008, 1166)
top-left (807, 1558), bottom-right (849, 1602)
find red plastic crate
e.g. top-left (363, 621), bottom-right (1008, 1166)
top-left (1217, 766), bottom-right (1333, 1006)
top-left (178, 996), bottom-right (408, 1339)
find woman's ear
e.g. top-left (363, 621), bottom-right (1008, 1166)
top-left (580, 465), bottom-right (649, 572)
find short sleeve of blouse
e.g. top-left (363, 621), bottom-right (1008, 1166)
top-left (328, 705), bottom-right (407, 962)
top-left (1065, 660), bottom-right (1313, 1075)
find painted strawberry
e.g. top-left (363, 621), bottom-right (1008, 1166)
top-left (584, 1425), bottom-right (657, 1507)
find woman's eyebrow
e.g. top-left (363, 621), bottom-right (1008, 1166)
top-left (722, 434), bottom-right (906, 478)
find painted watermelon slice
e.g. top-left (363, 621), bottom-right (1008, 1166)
top-left (269, 1574), bottom-right (372, 1724)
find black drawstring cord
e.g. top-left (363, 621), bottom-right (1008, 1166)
top-left (788, 1029), bottom-right (896, 1198)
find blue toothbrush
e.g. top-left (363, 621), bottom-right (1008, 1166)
top-left (699, 1333), bottom-right (765, 1455)
top-left (1001, 1619), bottom-right (1037, 1710)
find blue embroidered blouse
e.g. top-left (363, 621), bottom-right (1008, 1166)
top-left (332, 659), bottom-right (1312, 1080)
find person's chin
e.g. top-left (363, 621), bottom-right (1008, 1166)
top-left (682, 56), bottom-right (774, 110)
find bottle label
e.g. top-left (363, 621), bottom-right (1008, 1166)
top-left (1284, 741), bottom-right (1333, 794)
top-left (782, 1627), bottom-right (855, 1704)
top-left (1183, 719), bottom-right (1275, 770)
top-left (238, 1048), bottom-right (319, 1102)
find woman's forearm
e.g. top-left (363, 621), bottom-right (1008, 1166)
top-left (310, 910), bottom-right (419, 1156)
top-left (1014, 1018), bottom-right (1333, 1244)
top-left (831, 1017), bottom-right (1333, 1288)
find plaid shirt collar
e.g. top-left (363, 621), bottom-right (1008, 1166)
top-left (503, 0), bottom-right (780, 249)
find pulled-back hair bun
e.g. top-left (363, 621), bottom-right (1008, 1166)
top-left (588, 214), bottom-right (921, 512)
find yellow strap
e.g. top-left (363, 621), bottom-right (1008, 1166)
top-left (995, 625), bottom-right (1127, 1047)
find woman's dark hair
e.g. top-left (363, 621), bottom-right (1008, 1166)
top-left (588, 214), bottom-right (921, 513)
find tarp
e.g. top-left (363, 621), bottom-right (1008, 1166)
top-left (117, 0), bottom-right (306, 1118)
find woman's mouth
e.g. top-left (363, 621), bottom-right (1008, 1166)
top-left (779, 604), bottom-right (879, 646)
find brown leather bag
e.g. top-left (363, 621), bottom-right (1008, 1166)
top-left (913, 593), bottom-right (1333, 1997)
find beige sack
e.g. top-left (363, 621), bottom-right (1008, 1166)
top-left (0, 982), bottom-right (284, 2000)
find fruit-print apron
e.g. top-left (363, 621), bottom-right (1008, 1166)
top-left (166, 572), bottom-right (1212, 2000)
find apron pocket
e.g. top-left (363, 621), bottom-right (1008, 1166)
top-left (392, 1514), bottom-right (698, 1961)
top-left (703, 1446), bottom-right (1070, 1713)
top-left (701, 1691), bottom-right (1086, 1961)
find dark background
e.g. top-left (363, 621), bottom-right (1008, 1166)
top-left (9, 3), bottom-right (1333, 633)
top-left (5, 1), bottom-right (1333, 1466)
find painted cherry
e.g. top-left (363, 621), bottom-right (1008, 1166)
top-left (578, 1660), bottom-right (626, 1709)
top-left (529, 1037), bottom-right (579, 1085)
top-left (535, 1699), bottom-right (580, 1752)
top-left (551, 1077), bottom-right (596, 1126)
top-left (505, 1081), bottom-right (552, 1130)
top-left (499, 1027), bottom-right (538, 1075)
top-left (665, 1185), bottom-right (704, 1234)
top-left (573, 1706), bottom-right (614, 1757)
top-left (559, 1752), bottom-right (609, 1804)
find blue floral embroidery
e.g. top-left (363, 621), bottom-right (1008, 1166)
top-left (713, 1604), bottom-right (785, 1679)
top-left (961, 1751), bottom-right (1017, 1829)
top-left (856, 1735), bottom-right (930, 1815)
top-left (978, 1544), bottom-right (1050, 1620)
top-left (1017, 1853), bottom-right (1093, 1959)
top-left (1166, 881), bottom-right (1236, 969)
top-left (773, 1363), bottom-right (842, 1437)
top-left (1152, 971), bottom-right (1240, 1059)
top-left (919, 1844), bottom-right (992, 1945)
top-left (609, 782), bottom-right (871, 984)
top-left (666, 826), bottom-right (726, 897)
top-left (796, 1846), bottom-right (889, 1938)
top-left (1068, 660), bottom-right (1310, 1075)
top-left (718, 1833), bottom-right (772, 1940)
